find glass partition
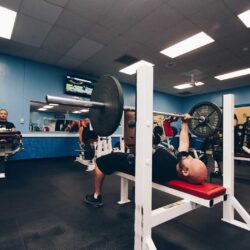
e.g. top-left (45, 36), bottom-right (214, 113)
top-left (29, 101), bottom-right (88, 132)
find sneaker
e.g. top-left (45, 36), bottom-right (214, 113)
top-left (242, 146), bottom-right (250, 155)
top-left (84, 194), bottom-right (103, 208)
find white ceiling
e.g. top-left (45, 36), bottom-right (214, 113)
top-left (0, 0), bottom-right (250, 96)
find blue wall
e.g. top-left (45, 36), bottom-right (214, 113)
top-left (0, 54), bottom-right (182, 133)
top-left (181, 86), bottom-right (250, 113)
top-left (3, 53), bottom-right (249, 160)
top-left (0, 54), bottom-right (182, 160)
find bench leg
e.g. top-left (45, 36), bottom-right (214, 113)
top-left (117, 177), bottom-right (131, 204)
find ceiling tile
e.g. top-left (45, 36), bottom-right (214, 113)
top-left (87, 45), bottom-right (124, 67)
top-left (55, 10), bottom-right (93, 36)
top-left (20, 0), bottom-right (63, 25)
top-left (223, 0), bottom-right (250, 14)
top-left (41, 26), bottom-right (80, 55)
top-left (66, 0), bottom-right (116, 23)
top-left (108, 36), bottom-right (140, 52)
top-left (167, 0), bottom-right (217, 16)
top-left (99, 0), bottom-right (163, 33)
top-left (187, 1), bottom-right (245, 39)
top-left (137, 3), bottom-right (184, 31)
top-left (152, 20), bottom-right (200, 51)
top-left (12, 14), bottom-right (52, 47)
top-left (85, 24), bottom-right (120, 45)
top-left (57, 56), bottom-right (82, 69)
top-left (45, 0), bottom-right (69, 8)
top-left (218, 30), bottom-right (250, 51)
top-left (123, 5), bottom-right (186, 47)
top-left (0, 0), bottom-right (22, 11)
top-left (66, 37), bottom-right (104, 61)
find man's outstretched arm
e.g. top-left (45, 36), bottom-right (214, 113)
top-left (178, 114), bottom-right (191, 152)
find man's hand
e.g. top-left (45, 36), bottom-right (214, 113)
top-left (182, 113), bottom-right (192, 123)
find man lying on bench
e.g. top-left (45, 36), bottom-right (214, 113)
top-left (84, 114), bottom-right (208, 208)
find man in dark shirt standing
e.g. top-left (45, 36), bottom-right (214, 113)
top-left (0, 109), bottom-right (16, 131)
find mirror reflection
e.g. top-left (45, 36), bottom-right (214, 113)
top-left (29, 101), bottom-right (89, 132)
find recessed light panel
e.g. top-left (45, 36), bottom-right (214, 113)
top-left (215, 68), bottom-right (250, 80)
top-left (160, 32), bottom-right (214, 58)
top-left (0, 6), bottom-right (17, 39)
top-left (238, 9), bottom-right (250, 28)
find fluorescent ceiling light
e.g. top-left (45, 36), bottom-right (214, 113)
top-left (43, 105), bottom-right (54, 109)
top-left (72, 111), bottom-right (81, 114)
top-left (119, 60), bottom-right (154, 75)
top-left (49, 103), bottom-right (59, 106)
top-left (214, 68), bottom-right (250, 80)
top-left (194, 81), bottom-right (204, 86)
top-left (38, 108), bottom-right (47, 111)
top-left (0, 6), bottom-right (17, 39)
top-left (174, 83), bottom-right (193, 90)
top-left (160, 32), bottom-right (214, 58)
top-left (238, 9), bottom-right (250, 28)
top-left (80, 109), bottom-right (89, 112)
top-left (174, 82), bottom-right (204, 89)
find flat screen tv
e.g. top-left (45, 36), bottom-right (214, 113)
top-left (65, 75), bottom-right (95, 98)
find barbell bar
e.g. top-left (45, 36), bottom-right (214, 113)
top-left (46, 95), bottom-right (105, 108)
top-left (150, 111), bottom-right (205, 122)
top-left (124, 107), bottom-right (205, 122)
top-left (46, 75), bottom-right (222, 138)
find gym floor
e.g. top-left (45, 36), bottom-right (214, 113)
top-left (0, 157), bottom-right (249, 250)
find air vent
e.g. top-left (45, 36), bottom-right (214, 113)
top-left (179, 91), bottom-right (192, 95)
top-left (115, 55), bottom-right (139, 65)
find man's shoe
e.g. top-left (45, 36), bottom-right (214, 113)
top-left (84, 194), bottom-right (103, 207)
top-left (242, 146), bottom-right (250, 155)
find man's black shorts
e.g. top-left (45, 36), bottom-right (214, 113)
top-left (96, 152), bottom-right (135, 175)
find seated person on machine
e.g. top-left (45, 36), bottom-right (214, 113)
top-left (84, 114), bottom-right (208, 207)
top-left (0, 109), bottom-right (16, 131)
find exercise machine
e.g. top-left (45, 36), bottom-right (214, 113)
top-left (0, 131), bottom-right (23, 178)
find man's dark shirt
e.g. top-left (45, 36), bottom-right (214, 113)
top-left (0, 121), bottom-right (15, 130)
top-left (82, 124), bottom-right (98, 143)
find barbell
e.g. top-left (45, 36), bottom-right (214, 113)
top-left (46, 75), bottom-right (222, 138)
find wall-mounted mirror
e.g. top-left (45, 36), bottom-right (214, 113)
top-left (234, 105), bottom-right (250, 153)
top-left (29, 101), bottom-right (89, 132)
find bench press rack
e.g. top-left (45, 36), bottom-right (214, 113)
top-left (131, 65), bottom-right (250, 250)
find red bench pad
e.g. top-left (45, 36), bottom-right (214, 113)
top-left (164, 180), bottom-right (226, 200)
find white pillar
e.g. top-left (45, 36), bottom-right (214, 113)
top-left (222, 94), bottom-right (235, 221)
top-left (134, 65), bottom-right (154, 250)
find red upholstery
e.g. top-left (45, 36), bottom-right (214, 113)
top-left (164, 180), bottom-right (226, 200)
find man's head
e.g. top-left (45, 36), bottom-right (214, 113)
top-left (84, 118), bottom-right (90, 124)
top-left (176, 155), bottom-right (207, 184)
top-left (0, 109), bottom-right (8, 121)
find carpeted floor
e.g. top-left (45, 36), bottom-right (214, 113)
top-left (0, 157), bottom-right (249, 250)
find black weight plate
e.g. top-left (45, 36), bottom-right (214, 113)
top-left (89, 75), bottom-right (124, 136)
top-left (189, 102), bottom-right (222, 138)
